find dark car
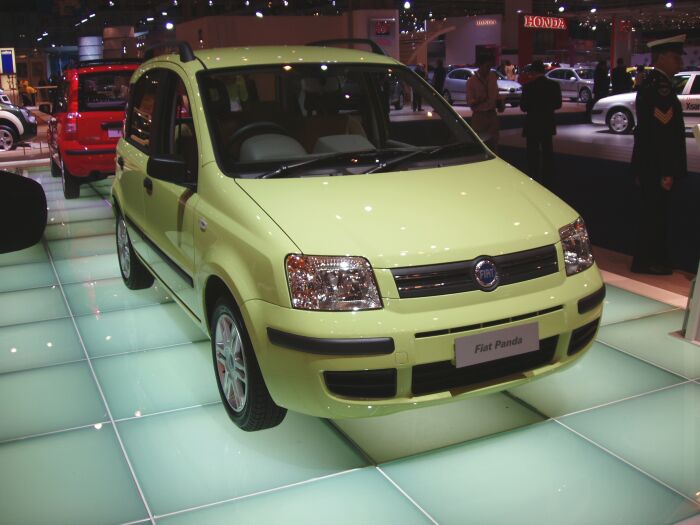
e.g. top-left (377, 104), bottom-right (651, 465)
top-left (0, 100), bottom-right (37, 151)
top-left (48, 59), bottom-right (140, 198)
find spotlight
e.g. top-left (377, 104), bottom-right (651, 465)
top-left (590, 8), bottom-right (597, 13)
top-left (165, 21), bottom-right (174, 30)
top-left (558, 6), bottom-right (565, 12)
top-left (665, 2), bottom-right (672, 7)
top-left (403, 1), bottom-right (411, 9)
top-left (255, 11), bottom-right (263, 17)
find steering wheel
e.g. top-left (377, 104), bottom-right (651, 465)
top-left (227, 121), bottom-right (291, 152)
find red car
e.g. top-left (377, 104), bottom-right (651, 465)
top-left (48, 59), bottom-right (139, 199)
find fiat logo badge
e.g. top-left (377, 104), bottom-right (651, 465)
top-left (473, 258), bottom-right (499, 291)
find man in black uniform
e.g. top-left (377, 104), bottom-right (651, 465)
top-left (631, 35), bottom-right (687, 275)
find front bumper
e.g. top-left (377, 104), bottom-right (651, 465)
top-left (21, 121), bottom-right (37, 141)
top-left (590, 109), bottom-right (606, 126)
top-left (243, 265), bottom-right (604, 419)
top-left (502, 92), bottom-right (522, 105)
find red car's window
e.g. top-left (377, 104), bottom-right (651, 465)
top-left (78, 71), bottom-right (133, 112)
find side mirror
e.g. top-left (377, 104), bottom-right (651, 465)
top-left (0, 171), bottom-right (47, 254)
top-left (569, 77), bottom-right (577, 81)
top-left (147, 154), bottom-right (190, 185)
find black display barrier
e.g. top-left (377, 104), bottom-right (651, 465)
top-left (0, 171), bottom-right (47, 254)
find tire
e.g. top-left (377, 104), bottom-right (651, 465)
top-left (211, 297), bottom-right (286, 431)
top-left (607, 108), bottom-right (634, 134)
top-left (116, 211), bottom-right (154, 290)
top-left (61, 163), bottom-right (81, 199)
top-left (579, 88), bottom-right (592, 103)
top-left (0, 124), bottom-right (18, 151)
top-left (443, 90), bottom-right (453, 105)
top-left (51, 159), bottom-right (61, 178)
top-left (394, 92), bottom-right (404, 110)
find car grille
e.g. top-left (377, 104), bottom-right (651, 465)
top-left (324, 369), bottom-right (397, 398)
top-left (391, 245), bottom-right (559, 299)
top-left (567, 319), bottom-right (600, 356)
top-left (411, 335), bottom-right (559, 396)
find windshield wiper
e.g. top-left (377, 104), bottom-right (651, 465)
top-left (362, 142), bottom-right (484, 174)
top-left (257, 151), bottom-right (373, 179)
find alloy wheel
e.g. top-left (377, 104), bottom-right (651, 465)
top-left (215, 313), bottom-right (248, 413)
top-left (116, 216), bottom-right (131, 279)
top-left (0, 129), bottom-right (13, 151)
top-left (609, 111), bottom-right (630, 133)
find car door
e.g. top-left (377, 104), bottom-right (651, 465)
top-left (117, 69), bottom-right (164, 264)
top-left (559, 69), bottom-right (577, 98)
top-left (680, 73), bottom-right (700, 130)
top-left (445, 69), bottom-right (468, 102)
top-left (141, 68), bottom-right (200, 315)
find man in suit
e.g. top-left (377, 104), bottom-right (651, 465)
top-left (520, 60), bottom-right (562, 189)
top-left (630, 35), bottom-right (687, 275)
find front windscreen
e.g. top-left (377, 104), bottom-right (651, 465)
top-left (78, 71), bottom-right (133, 112)
top-left (198, 63), bottom-right (486, 178)
top-left (576, 69), bottom-right (594, 80)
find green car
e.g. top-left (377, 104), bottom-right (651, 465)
top-left (112, 41), bottom-right (604, 431)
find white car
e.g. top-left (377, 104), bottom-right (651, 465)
top-left (545, 67), bottom-right (595, 103)
top-left (591, 71), bottom-right (700, 134)
top-left (442, 68), bottom-right (522, 106)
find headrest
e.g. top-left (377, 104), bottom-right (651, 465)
top-left (202, 77), bottom-right (230, 114)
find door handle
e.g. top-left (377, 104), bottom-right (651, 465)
top-left (143, 177), bottom-right (153, 195)
top-left (117, 156), bottom-right (124, 168)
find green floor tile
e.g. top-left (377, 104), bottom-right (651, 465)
top-left (562, 382), bottom-right (700, 500)
top-left (509, 342), bottom-right (685, 417)
top-left (75, 303), bottom-right (207, 357)
top-left (44, 218), bottom-right (115, 241)
top-left (334, 392), bottom-right (543, 463)
top-left (63, 278), bottom-right (171, 316)
top-left (0, 261), bottom-right (57, 292)
top-left (94, 342), bottom-right (218, 420)
top-left (0, 286), bottom-right (68, 326)
top-left (46, 195), bottom-right (106, 210)
top-left (0, 242), bottom-right (47, 267)
top-left (53, 253), bottom-right (122, 284)
top-left (602, 285), bottom-right (678, 326)
top-left (47, 204), bottom-right (114, 225)
top-left (157, 468), bottom-right (431, 525)
top-left (0, 425), bottom-right (148, 525)
top-left (382, 421), bottom-right (698, 525)
top-left (0, 361), bottom-right (107, 441)
top-left (598, 310), bottom-right (700, 379)
top-left (48, 234), bottom-right (118, 260)
top-left (118, 404), bottom-right (367, 516)
top-left (0, 317), bottom-right (84, 373)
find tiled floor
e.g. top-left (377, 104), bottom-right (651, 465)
top-left (1, 168), bottom-right (698, 525)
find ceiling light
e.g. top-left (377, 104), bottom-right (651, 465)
top-left (89, 13), bottom-right (95, 18)
top-left (404, 1), bottom-right (411, 9)
top-left (590, 8), bottom-right (597, 13)
top-left (558, 6), bottom-right (565, 12)
top-left (146, 17), bottom-right (154, 21)
top-left (665, 1), bottom-right (672, 7)
top-left (255, 11), bottom-right (263, 17)
top-left (165, 21), bottom-right (174, 30)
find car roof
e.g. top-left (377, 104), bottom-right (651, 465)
top-left (158, 45), bottom-right (399, 70)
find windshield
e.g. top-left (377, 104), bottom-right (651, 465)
top-left (576, 69), bottom-right (594, 80)
top-left (199, 63), bottom-right (486, 178)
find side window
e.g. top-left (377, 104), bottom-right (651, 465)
top-left (673, 75), bottom-right (690, 95)
top-left (167, 75), bottom-right (198, 182)
top-left (690, 76), bottom-right (700, 95)
top-left (127, 71), bottom-right (160, 153)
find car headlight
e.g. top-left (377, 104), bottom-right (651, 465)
top-left (286, 254), bottom-right (382, 311)
top-left (559, 217), bottom-right (594, 276)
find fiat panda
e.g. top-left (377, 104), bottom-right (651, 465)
top-left (112, 41), bottom-right (604, 431)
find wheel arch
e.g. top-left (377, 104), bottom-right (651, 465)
top-left (0, 116), bottom-right (20, 136)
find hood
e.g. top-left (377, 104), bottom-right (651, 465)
top-left (498, 80), bottom-right (522, 91)
top-left (236, 159), bottom-right (577, 269)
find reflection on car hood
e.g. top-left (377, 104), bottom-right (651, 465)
top-left (498, 80), bottom-right (522, 90)
top-left (593, 92), bottom-right (636, 108)
top-left (236, 158), bottom-right (576, 269)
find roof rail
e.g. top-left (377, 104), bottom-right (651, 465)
top-left (308, 38), bottom-right (386, 57)
top-left (144, 40), bottom-right (196, 62)
top-left (75, 58), bottom-right (141, 69)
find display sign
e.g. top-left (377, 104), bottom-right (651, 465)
top-left (475, 19), bottom-right (498, 27)
top-left (0, 48), bottom-right (16, 75)
top-left (369, 18), bottom-right (396, 57)
top-left (523, 15), bottom-right (568, 30)
top-left (454, 323), bottom-right (539, 368)
top-left (374, 20), bottom-right (391, 36)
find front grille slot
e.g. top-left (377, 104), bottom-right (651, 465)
top-left (411, 335), bottom-right (559, 396)
top-left (392, 245), bottom-right (559, 299)
top-left (415, 305), bottom-right (563, 339)
top-left (324, 369), bottom-right (397, 399)
top-left (568, 319), bottom-right (600, 356)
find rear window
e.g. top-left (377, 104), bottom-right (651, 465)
top-left (78, 71), bottom-right (133, 112)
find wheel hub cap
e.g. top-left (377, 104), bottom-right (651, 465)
top-left (0, 130), bottom-right (12, 151)
top-left (116, 217), bottom-right (131, 279)
top-left (611, 113), bottom-right (628, 132)
top-left (215, 313), bottom-right (248, 412)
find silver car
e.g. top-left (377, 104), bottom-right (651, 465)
top-left (591, 71), bottom-right (700, 134)
top-left (545, 67), bottom-right (595, 103)
top-left (442, 68), bottom-right (522, 107)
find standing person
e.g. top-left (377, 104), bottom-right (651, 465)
top-left (520, 60), bottom-right (562, 190)
top-left (505, 60), bottom-right (516, 81)
top-left (633, 65), bottom-right (646, 91)
top-left (467, 54), bottom-right (500, 151)
top-left (589, 60), bottom-right (609, 119)
top-left (630, 35), bottom-right (687, 275)
top-left (611, 57), bottom-right (633, 94)
top-left (432, 59), bottom-right (446, 97)
top-left (412, 63), bottom-right (426, 111)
